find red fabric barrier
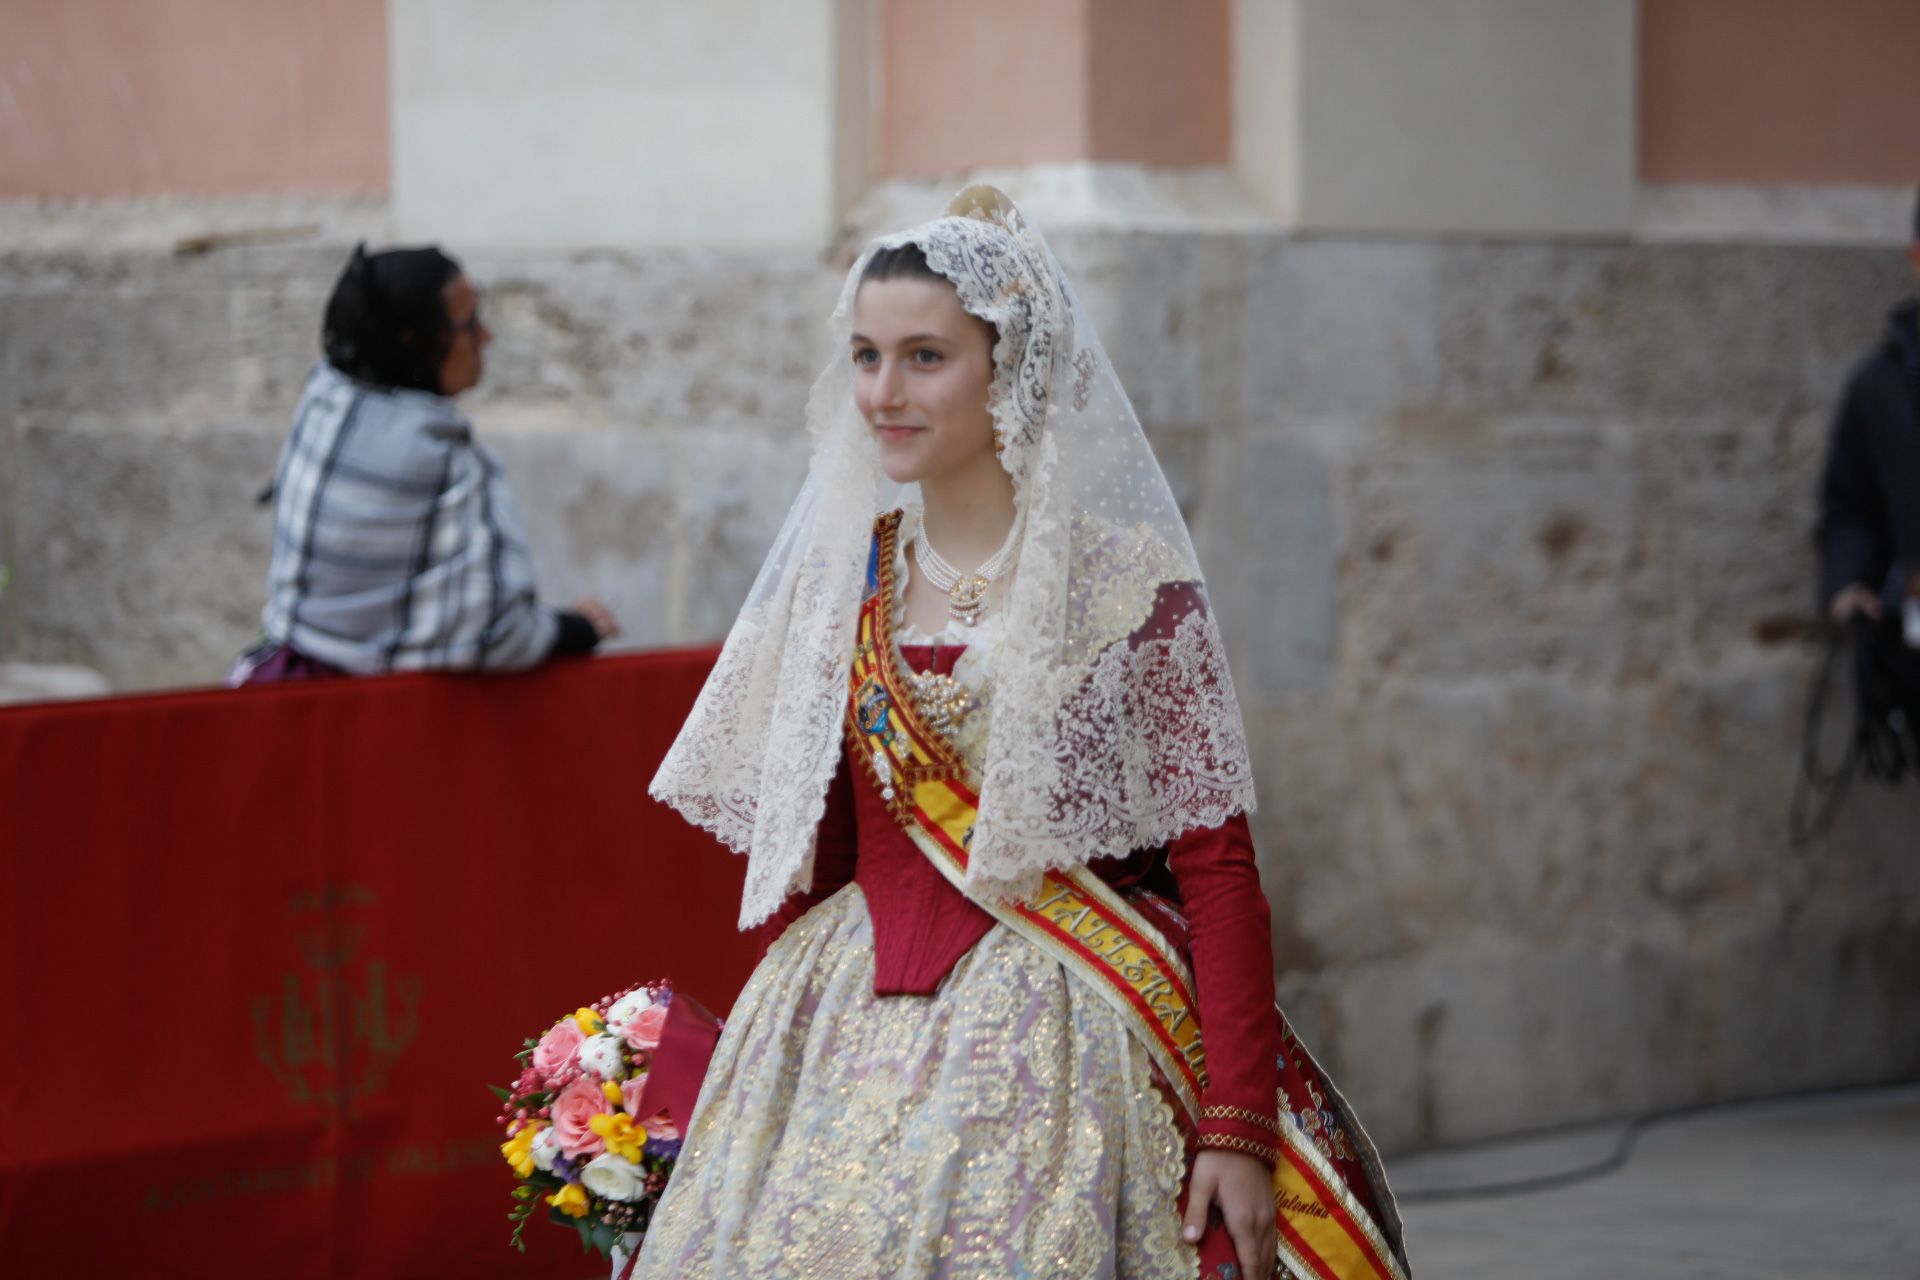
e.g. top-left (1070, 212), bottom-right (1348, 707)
top-left (0, 650), bottom-right (757, 1279)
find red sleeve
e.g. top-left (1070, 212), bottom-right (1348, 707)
top-left (1167, 811), bottom-right (1286, 1167)
top-left (757, 746), bottom-right (859, 955)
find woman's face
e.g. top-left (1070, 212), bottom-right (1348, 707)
top-left (851, 276), bottom-right (998, 486)
top-left (436, 274), bottom-right (491, 396)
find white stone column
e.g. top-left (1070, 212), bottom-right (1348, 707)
top-left (1233, 0), bottom-right (1637, 236)
top-left (390, 0), bottom-right (872, 250)
top-left (1231, 0), bottom-right (1303, 223)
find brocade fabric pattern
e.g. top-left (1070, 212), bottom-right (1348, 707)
top-left (630, 886), bottom-right (1198, 1280)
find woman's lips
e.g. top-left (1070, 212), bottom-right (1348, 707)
top-left (875, 425), bottom-right (923, 442)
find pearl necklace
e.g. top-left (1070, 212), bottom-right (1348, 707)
top-left (914, 517), bottom-right (1020, 626)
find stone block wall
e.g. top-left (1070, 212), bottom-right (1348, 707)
top-left (2, 220), bottom-right (1914, 1150)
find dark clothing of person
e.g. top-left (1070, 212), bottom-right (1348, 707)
top-left (1818, 299), bottom-right (1920, 608)
top-left (1817, 298), bottom-right (1920, 775)
top-left (550, 611), bottom-right (604, 657)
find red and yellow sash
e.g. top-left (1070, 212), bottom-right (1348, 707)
top-left (845, 513), bottom-right (1407, 1280)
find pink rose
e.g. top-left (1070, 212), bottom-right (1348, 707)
top-left (642, 1112), bottom-right (681, 1142)
top-left (550, 1078), bottom-right (611, 1159)
top-left (532, 1019), bottom-right (585, 1084)
top-left (622, 1004), bottom-right (669, 1052)
top-left (620, 1073), bottom-right (650, 1119)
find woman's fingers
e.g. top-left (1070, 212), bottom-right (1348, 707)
top-left (1188, 1150), bottom-right (1278, 1272)
top-left (1225, 1203), bottom-right (1272, 1276)
top-left (1186, 1148), bottom-right (1278, 1276)
top-left (1181, 1166), bottom-right (1216, 1243)
top-left (1256, 1222), bottom-right (1279, 1277)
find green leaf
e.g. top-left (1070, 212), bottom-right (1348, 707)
top-left (488, 1083), bottom-right (513, 1102)
top-left (589, 1221), bottom-right (619, 1257)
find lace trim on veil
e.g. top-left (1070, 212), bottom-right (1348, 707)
top-left (650, 186), bottom-right (1257, 927)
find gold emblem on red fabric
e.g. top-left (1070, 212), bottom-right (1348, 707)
top-left (249, 883), bottom-right (422, 1117)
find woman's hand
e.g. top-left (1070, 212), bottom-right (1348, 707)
top-left (1184, 1148), bottom-right (1277, 1277)
top-left (571, 595), bottom-right (622, 641)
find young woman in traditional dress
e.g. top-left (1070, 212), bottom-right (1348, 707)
top-left (638, 188), bottom-right (1408, 1279)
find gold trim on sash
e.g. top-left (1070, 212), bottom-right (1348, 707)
top-left (1270, 1119), bottom-right (1410, 1280)
top-left (844, 514), bottom-right (1207, 1116)
top-left (847, 512), bottom-right (1408, 1280)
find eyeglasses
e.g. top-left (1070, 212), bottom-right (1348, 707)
top-left (449, 306), bottom-right (485, 340)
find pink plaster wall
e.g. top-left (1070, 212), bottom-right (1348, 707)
top-left (881, 0), bottom-right (1092, 177)
top-left (880, 0), bottom-right (1228, 178)
top-left (0, 0), bottom-right (390, 197)
top-left (1087, 0), bottom-right (1229, 167)
top-left (1640, 0), bottom-right (1920, 185)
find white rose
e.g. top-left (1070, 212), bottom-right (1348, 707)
top-left (530, 1126), bottom-right (561, 1173)
top-left (577, 1033), bottom-right (626, 1081)
top-left (605, 989), bottom-right (654, 1030)
top-left (578, 1153), bottom-right (645, 1203)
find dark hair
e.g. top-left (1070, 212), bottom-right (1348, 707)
top-left (322, 243), bottom-right (463, 393)
top-left (860, 240), bottom-right (947, 286)
top-left (858, 240), bottom-right (1000, 353)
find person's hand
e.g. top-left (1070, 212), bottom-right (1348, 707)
top-left (571, 595), bottom-right (621, 640)
top-left (1183, 1149), bottom-right (1276, 1278)
top-left (1829, 584), bottom-right (1881, 625)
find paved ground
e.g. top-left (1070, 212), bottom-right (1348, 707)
top-left (1391, 1083), bottom-right (1920, 1279)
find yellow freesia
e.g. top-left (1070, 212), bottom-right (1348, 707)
top-left (602, 1080), bottom-right (624, 1106)
top-left (547, 1181), bottom-right (590, 1218)
top-left (574, 1007), bottom-right (606, 1035)
top-left (588, 1111), bottom-right (646, 1163)
top-left (499, 1124), bottom-right (539, 1178)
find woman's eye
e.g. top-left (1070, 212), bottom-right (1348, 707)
top-left (852, 348), bottom-right (877, 367)
top-left (911, 348), bottom-right (942, 366)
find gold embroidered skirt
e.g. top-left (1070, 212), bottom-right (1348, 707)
top-left (630, 884), bottom-right (1197, 1279)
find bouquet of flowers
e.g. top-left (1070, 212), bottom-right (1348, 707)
top-left (494, 981), bottom-right (716, 1263)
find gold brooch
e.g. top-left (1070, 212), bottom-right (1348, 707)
top-left (904, 668), bottom-right (970, 740)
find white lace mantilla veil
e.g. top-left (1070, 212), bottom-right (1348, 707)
top-left (651, 185), bottom-right (1257, 928)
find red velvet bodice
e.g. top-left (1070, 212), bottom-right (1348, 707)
top-left (760, 641), bottom-right (1285, 1154)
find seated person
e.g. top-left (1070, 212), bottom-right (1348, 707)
top-left (232, 244), bottom-right (617, 684)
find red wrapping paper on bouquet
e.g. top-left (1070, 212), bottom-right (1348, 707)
top-left (630, 996), bottom-right (723, 1136)
top-left (0, 650), bottom-right (760, 1280)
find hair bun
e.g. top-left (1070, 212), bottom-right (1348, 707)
top-left (945, 184), bottom-right (1020, 229)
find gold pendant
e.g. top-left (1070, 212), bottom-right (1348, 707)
top-left (947, 574), bottom-right (989, 626)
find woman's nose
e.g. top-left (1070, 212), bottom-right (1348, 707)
top-left (874, 358), bottom-right (906, 407)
